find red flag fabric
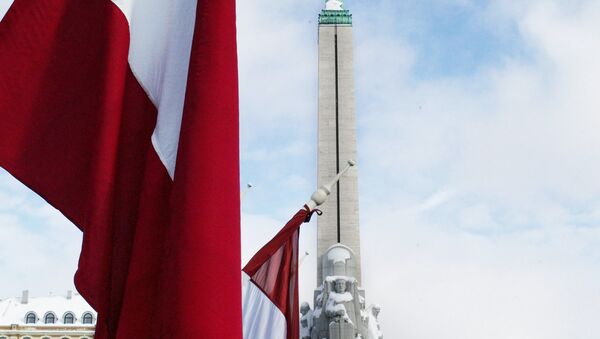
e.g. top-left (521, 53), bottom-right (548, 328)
top-left (0, 0), bottom-right (241, 338)
top-left (242, 207), bottom-right (315, 339)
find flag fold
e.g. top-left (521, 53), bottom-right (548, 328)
top-left (242, 207), bottom-right (316, 339)
top-left (0, 0), bottom-right (241, 337)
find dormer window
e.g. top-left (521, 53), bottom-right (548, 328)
top-left (44, 312), bottom-right (56, 324)
top-left (82, 312), bottom-right (94, 324)
top-left (63, 312), bottom-right (75, 324)
top-left (25, 312), bottom-right (36, 324)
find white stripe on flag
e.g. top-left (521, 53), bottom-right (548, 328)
top-left (2, 0), bottom-right (196, 178)
top-left (243, 278), bottom-right (287, 339)
top-left (111, 0), bottom-right (198, 179)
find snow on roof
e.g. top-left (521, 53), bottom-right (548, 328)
top-left (0, 292), bottom-right (96, 326)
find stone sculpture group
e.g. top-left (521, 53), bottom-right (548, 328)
top-left (301, 245), bottom-right (382, 339)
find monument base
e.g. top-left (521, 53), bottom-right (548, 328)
top-left (329, 319), bottom-right (355, 339)
top-left (301, 244), bottom-right (382, 339)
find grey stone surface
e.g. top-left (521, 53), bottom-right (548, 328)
top-left (317, 22), bottom-right (362, 285)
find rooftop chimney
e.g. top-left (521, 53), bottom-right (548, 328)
top-left (21, 290), bottom-right (29, 304)
top-left (67, 290), bottom-right (73, 300)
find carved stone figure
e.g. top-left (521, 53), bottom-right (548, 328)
top-left (307, 244), bottom-right (376, 338)
top-left (325, 279), bottom-right (356, 323)
top-left (311, 291), bottom-right (326, 339)
top-left (300, 302), bottom-right (313, 339)
top-left (366, 305), bottom-right (383, 339)
top-left (309, 280), bottom-right (375, 339)
top-left (371, 305), bottom-right (380, 319)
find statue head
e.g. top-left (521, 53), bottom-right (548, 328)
top-left (371, 304), bottom-right (381, 318)
top-left (300, 302), bottom-right (311, 316)
top-left (334, 278), bottom-right (347, 293)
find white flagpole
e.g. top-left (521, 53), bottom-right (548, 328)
top-left (240, 182), bottom-right (253, 201)
top-left (299, 251), bottom-right (310, 267)
top-left (305, 160), bottom-right (356, 211)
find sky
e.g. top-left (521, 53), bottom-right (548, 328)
top-left (2, 0), bottom-right (600, 338)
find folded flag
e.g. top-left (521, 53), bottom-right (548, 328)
top-left (242, 207), bottom-right (318, 339)
top-left (0, 0), bottom-right (241, 337)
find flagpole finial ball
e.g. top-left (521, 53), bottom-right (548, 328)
top-left (347, 159), bottom-right (356, 167)
top-left (311, 187), bottom-right (330, 206)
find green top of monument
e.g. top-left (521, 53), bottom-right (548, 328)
top-left (319, 0), bottom-right (352, 25)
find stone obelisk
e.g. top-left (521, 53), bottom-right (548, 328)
top-left (316, 0), bottom-right (361, 285)
top-left (303, 3), bottom-right (383, 339)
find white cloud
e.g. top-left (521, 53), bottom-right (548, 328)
top-left (457, 203), bottom-right (499, 231)
top-left (418, 189), bottom-right (455, 212)
top-left (360, 187), bottom-right (600, 337)
top-left (353, 0), bottom-right (600, 337)
top-left (0, 171), bottom-right (82, 298)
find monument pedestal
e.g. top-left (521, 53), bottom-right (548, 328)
top-left (305, 244), bottom-right (380, 339)
top-left (330, 320), bottom-right (355, 339)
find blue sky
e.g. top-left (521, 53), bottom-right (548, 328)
top-left (3, 0), bottom-right (600, 338)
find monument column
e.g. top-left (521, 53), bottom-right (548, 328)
top-left (317, 1), bottom-right (361, 285)
top-left (308, 3), bottom-right (383, 338)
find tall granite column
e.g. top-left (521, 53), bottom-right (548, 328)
top-left (316, 6), bottom-right (361, 285)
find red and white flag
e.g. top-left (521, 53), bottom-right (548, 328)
top-left (0, 0), bottom-right (241, 338)
top-left (242, 207), bottom-right (317, 339)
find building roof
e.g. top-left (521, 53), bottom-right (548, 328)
top-left (0, 292), bottom-right (96, 326)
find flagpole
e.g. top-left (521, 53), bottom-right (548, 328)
top-left (306, 160), bottom-right (356, 211)
top-left (299, 251), bottom-right (310, 267)
top-left (240, 182), bottom-right (253, 200)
